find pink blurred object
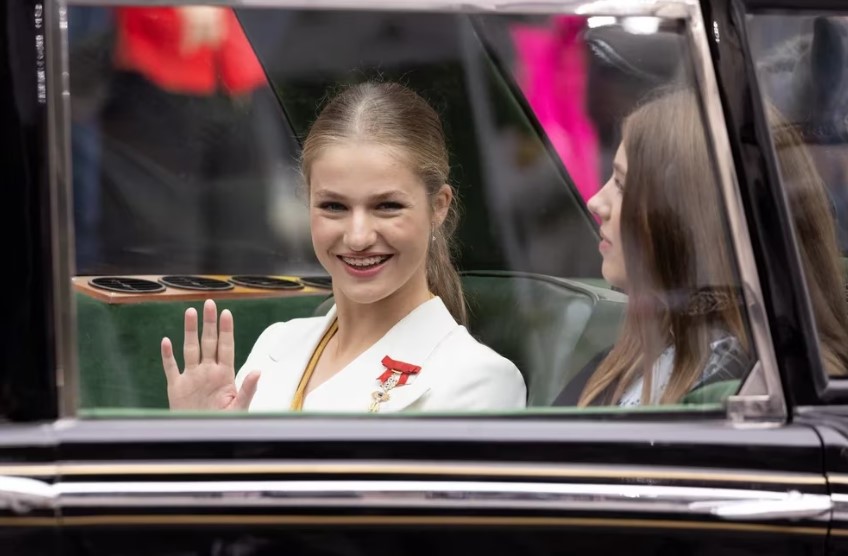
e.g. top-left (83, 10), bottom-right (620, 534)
top-left (512, 16), bottom-right (600, 201)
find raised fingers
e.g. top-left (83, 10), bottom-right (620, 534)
top-left (161, 337), bottom-right (180, 382)
top-left (183, 307), bottom-right (200, 368)
top-left (234, 370), bottom-right (261, 410)
top-left (200, 299), bottom-right (219, 363)
top-left (218, 309), bottom-right (235, 370)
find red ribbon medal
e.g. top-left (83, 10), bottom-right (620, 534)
top-left (369, 356), bottom-right (422, 412)
top-left (378, 356), bottom-right (422, 387)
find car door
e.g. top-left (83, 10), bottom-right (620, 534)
top-left (43, 419), bottom-right (825, 556)
top-left (736, 1), bottom-right (848, 553)
top-left (0, 0), bottom-right (62, 553)
top-left (3, 0), bottom-right (834, 554)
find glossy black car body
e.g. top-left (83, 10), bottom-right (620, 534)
top-left (4, 0), bottom-right (848, 555)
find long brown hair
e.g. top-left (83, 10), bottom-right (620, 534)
top-left (770, 111), bottom-right (848, 376)
top-left (579, 90), bottom-right (749, 406)
top-left (300, 82), bottom-right (466, 324)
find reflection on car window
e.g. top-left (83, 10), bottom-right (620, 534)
top-left (748, 13), bottom-right (848, 377)
top-left (67, 6), bottom-right (755, 416)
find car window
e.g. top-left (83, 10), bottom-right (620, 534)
top-left (65, 4), bottom-right (762, 417)
top-left (747, 12), bottom-right (848, 379)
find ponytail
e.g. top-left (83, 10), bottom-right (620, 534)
top-left (427, 201), bottom-right (466, 325)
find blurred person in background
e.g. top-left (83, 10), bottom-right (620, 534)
top-left (88, 6), bottom-right (283, 274)
top-left (68, 6), bottom-right (112, 271)
top-left (511, 16), bottom-right (600, 202)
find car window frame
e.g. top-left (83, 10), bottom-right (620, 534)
top-left (736, 0), bottom-right (848, 407)
top-left (46, 0), bottom-right (787, 423)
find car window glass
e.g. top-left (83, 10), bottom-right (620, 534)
top-left (66, 5), bottom-right (756, 417)
top-left (747, 13), bottom-right (848, 378)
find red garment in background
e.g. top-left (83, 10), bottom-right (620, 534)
top-left (114, 7), bottom-right (264, 95)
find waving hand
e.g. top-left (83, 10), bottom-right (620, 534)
top-left (161, 299), bottom-right (261, 411)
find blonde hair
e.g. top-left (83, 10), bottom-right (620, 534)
top-left (579, 90), bottom-right (749, 406)
top-left (300, 82), bottom-right (466, 324)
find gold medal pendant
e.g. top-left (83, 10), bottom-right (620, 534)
top-left (369, 389), bottom-right (391, 413)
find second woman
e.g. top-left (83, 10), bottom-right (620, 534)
top-left (556, 90), bottom-right (752, 407)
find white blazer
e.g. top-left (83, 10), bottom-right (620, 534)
top-left (235, 297), bottom-right (527, 412)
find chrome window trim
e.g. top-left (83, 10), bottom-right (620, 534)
top-left (46, 0), bottom-right (79, 418)
top-left (49, 0), bottom-right (783, 420)
top-left (64, 0), bottom-right (689, 17)
top-left (684, 6), bottom-right (786, 420)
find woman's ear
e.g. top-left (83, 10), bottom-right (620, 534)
top-left (433, 184), bottom-right (453, 226)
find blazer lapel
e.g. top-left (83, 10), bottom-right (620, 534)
top-left (303, 297), bottom-right (458, 412)
top-left (254, 306), bottom-right (338, 410)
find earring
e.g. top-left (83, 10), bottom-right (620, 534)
top-left (431, 224), bottom-right (437, 242)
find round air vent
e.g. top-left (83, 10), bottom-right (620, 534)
top-left (229, 275), bottom-right (303, 290)
top-left (299, 276), bottom-right (333, 289)
top-left (159, 275), bottom-right (234, 291)
top-left (89, 277), bottom-right (166, 294)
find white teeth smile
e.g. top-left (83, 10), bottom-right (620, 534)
top-left (341, 255), bottom-right (390, 268)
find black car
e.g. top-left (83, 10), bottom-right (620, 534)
top-left (4, 0), bottom-right (848, 554)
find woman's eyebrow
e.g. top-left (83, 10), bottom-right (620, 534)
top-left (312, 189), bottom-right (346, 200)
top-left (370, 190), bottom-right (410, 202)
top-left (613, 163), bottom-right (626, 176)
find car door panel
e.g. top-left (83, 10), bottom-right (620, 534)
top-left (799, 416), bottom-right (848, 555)
top-left (0, 425), bottom-right (60, 555)
top-left (45, 419), bottom-right (827, 556)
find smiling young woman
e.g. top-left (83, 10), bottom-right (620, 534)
top-left (160, 82), bottom-right (527, 413)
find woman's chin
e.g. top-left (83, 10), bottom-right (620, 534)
top-left (333, 283), bottom-right (393, 306)
top-left (330, 266), bottom-right (427, 308)
top-left (601, 265), bottom-right (627, 291)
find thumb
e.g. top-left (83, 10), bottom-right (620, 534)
top-left (233, 371), bottom-right (261, 410)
